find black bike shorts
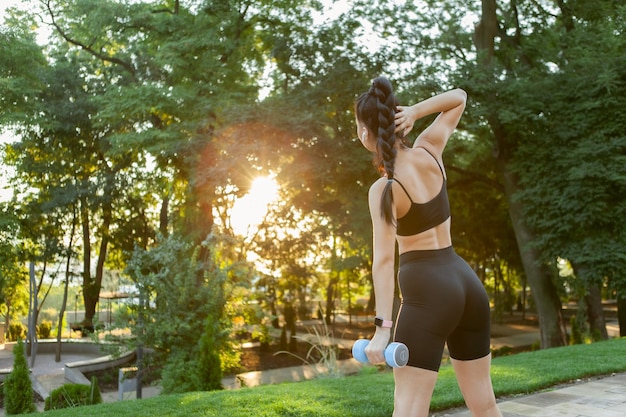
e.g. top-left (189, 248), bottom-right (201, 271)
top-left (394, 246), bottom-right (491, 372)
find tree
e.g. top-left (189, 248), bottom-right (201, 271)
top-left (3, 340), bottom-right (37, 415)
top-left (349, 0), bottom-right (534, 327)
top-left (3, 48), bottom-right (141, 331)
top-left (347, 0), bottom-right (626, 346)
top-left (123, 234), bottom-right (231, 393)
top-left (457, 0), bottom-right (626, 343)
top-left (3, 1), bottom-right (380, 393)
top-left (56, 203), bottom-right (78, 361)
top-left (511, 3), bottom-right (626, 338)
top-left (28, 0), bottom-right (335, 331)
top-left (10, 0), bottom-right (621, 362)
top-left (0, 203), bottom-right (27, 342)
top-left (0, 9), bottom-right (45, 127)
top-left (0, 12), bottom-right (47, 341)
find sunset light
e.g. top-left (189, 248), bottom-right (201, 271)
top-left (230, 176), bottom-right (279, 235)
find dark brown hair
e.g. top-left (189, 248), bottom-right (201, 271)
top-left (355, 76), bottom-right (399, 225)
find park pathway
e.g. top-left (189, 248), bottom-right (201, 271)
top-left (435, 372), bottom-right (626, 417)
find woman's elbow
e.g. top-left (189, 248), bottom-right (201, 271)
top-left (455, 88), bottom-right (467, 103)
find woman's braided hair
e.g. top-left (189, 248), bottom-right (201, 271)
top-left (355, 76), bottom-right (400, 225)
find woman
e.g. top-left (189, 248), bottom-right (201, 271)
top-left (355, 76), bottom-right (502, 417)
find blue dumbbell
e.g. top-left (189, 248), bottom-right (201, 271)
top-left (352, 339), bottom-right (409, 368)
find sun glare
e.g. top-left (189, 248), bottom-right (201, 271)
top-left (231, 176), bottom-right (279, 235)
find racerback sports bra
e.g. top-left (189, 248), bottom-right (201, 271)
top-left (394, 148), bottom-right (451, 236)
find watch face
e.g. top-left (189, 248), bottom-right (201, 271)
top-left (375, 316), bottom-right (391, 328)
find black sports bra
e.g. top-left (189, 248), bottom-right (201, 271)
top-left (394, 148), bottom-right (451, 236)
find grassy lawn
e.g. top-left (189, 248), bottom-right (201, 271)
top-left (36, 337), bottom-right (626, 417)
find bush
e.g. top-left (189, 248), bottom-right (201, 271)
top-left (37, 320), bottom-right (53, 339)
top-left (44, 377), bottom-right (102, 410)
top-left (161, 350), bottom-right (203, 394)
top-left (160, 318), bottom-right (225, 394)
top-left (125, 234), bottom-right (230, 395)
top-left (3, 340), bottom-right (37, 415)
top-left (7, 323), bottom-right (25, 342)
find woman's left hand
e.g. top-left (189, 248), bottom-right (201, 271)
top-left (364, 328), bottom-right (391, 365)
top-left (395, 105), bottom-right (416, 137)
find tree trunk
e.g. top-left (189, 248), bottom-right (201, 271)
top-left (83, 197), bottom-right (112, 329)
top-left (493, 259), bottom-right (501, 323)
top-left (28, 262), bottom-right (38, 366)
top-left (499, 163), bottom-right (566, 348)
top-left (584, 284), bottom-right (608, 340)
top-left (269, 279), bottom-right (279, 329)
top-left (56, 269), bottom-right (70, 362)
top-left (324, 278), bottom-right (336, 326)
top-left (80, 196), bottom-right (91, 329)
top-left (159, 194), bottom-right (169, 237)
top-left (618, 294), bottom-right (626, 337)
top-left (56, 206), bottom-right (76, 362)
top-left (326, 237), bottom-right (338, 325)
top-left (475, 0), bottom-right (566, 348)
top-left (3, 298), bottom-right (10, 342)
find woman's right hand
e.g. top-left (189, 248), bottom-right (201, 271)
top-left (365, 328), bottom-right (391, 364)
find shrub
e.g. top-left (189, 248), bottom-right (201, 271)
top-left (125, 234), bottom-right (231, 395)
top-left (37, 320), bottom-right (53, 339)
top-left (44, 377), bottom-right (102, 410)
top-left (7, 323), bottom-right (25, 342)
top-left (160, 318), bottom-right (225, 394)
top-left (3, 340), bottom-right (37, 415)
top-left (198, 319), bottom-right (224, 391)
top-left (89, 376), bottom-right (102, 404)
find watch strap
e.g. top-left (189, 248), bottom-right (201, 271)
top-left (374, 316), bottom-right (393, 328)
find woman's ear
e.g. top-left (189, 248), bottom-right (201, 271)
top-left (361, 128), bottom-right (368, 143)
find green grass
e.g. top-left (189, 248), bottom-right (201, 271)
top-left (34, 338), bottom-right (626, 417)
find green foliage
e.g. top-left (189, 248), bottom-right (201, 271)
top-left (0, 203), bottom-right (28, 326)
top-left (509, 4), bottom-right (626, 292)
top-left (3, 0), bottom-right (625, 365)
top-left (123, 234), bottom-right (231, 394)
top-left (7, 323), bottom-right (25, 342)
top-left (570, 315), bottom-right (586, 345)
top-left (37, 320), bottom-right (52, 339)
top-left (3, 340), bottom-right (36, 415)
top-left (160, 318), bottom-right (224, 394)
top-left (44, 377), bottom-right (102, 411)
top-left (159, 350), bottom-right (204, 395)
top-left (89, 376), bottom-right (102, 404)
top-left (0, 11), bottom-right (46, 125)
top-left (198, 319), bottom-right (226, 391)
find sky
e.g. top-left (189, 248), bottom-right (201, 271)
top-left (1, 0), bottom-right (28, 16)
